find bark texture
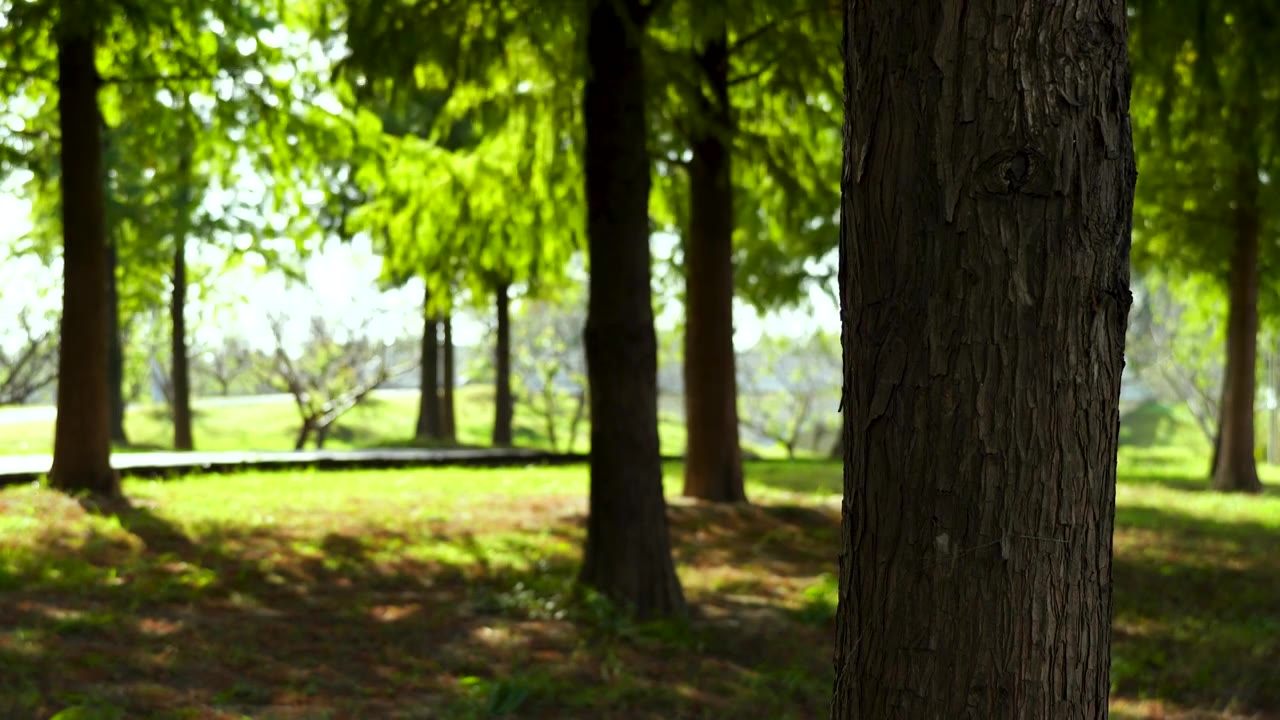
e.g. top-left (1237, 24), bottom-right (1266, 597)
top-left (833, 1), bottom-right (1135, 716)
top-left (1212, 158), bottom-right (1262, 493)
top-left (106, 236), bottom-right (128, 446)
top-left (49, 29), bottom-right (118, 497)
top-left (579, 0), bottom-right (687, 620)
top-left (441, 313), bottom-right (456, 442)
top-left (416, 287), bottom-right (442, 442)
top-left (682, 21), bottom-right (746, 504)
top-left (170, 133), bottom-right (195, 452)
top-left (492, 281), bottom-right (514, 447)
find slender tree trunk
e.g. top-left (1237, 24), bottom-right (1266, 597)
top-left (568, 389), bottom-right (587, 453)
top-left (415, 286), bottom-right (442, 441)
top-left (579, 0), bottom-right (686, 620)
top-left (832, 1), bottom-right (1134, 716)
top-left (49, 28), bottom-right (118, 498)
top-left (682, 20), bottom-right (746, 504)
top-left (542, 383), bottom-right (560, 452)
top-left (170, 127), bottom-right (195, 451)
top-left (441, 313), bottom-right (456, 442)
top-left (1212, 158), bottom-right (1263, 493)
top-left (493, 281), bottom-right (514, 447)
top-left (294, 422), bottom-right (311, 451)
top-left (106, 234), bottom-right (128, 446)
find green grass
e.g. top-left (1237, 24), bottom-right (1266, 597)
top-left (1, 453), bottom-right (1277, 718)
top-left (0, 386), bottom-right (694, 457)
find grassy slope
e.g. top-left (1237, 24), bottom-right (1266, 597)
top-left (1, 451), bottom-right (1277, 719)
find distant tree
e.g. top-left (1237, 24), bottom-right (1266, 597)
top-left (200, 336), bottom-right (258, 397)
top-left (832, 0), bottom-right (1134, 715)
top-left (264, 314), bottom-right (415, 450)
top-left (0, 309), bottom-right (58, 406)
top-left (737, 331), bottom-right (839, 459)
top-left (1126, 275), bottom-right (1225, 448)
top-left (511, 290), bottom-right (589, 453)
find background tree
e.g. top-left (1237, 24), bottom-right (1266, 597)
top-left (1126, 274), bottom-right (1225, 450)
top-left (832, 0), bottom-right (1135, 714)
top-left (264, 313), bottom-right (415, 450)
top-left (737, 330), bottom-right (840, 459)
top-left (578, 0), bottom-right (687, 619)
top-left (1129, 0), bottom-right (1280, 492)
top-left (648, 0), bottom-right (842, 503)
top-left (0, 253), bottom-right (58, 405)
top-left (510, 287), bottom-right (589, 453)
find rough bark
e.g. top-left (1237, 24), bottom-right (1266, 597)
top-left (106, 235), bottom-right (128, 446)
top-left (415, 286), bottom-right (442, 441)
top-left (1212, 159), bottom-right (1262, 493)
top-left (832, 1), bottom-right (1135, 716)
top-left (170, 132), bottom-right (195, 452)
top-left (579, 0), bottom-right (687, 620)
top-left (682, 20), bottom-right (746, 504)
top-left (49, 28), bottom-right (119, 498)
top-left (492, 281), bottom-right (514, 447)
top-left (441, 313), bottom-right (456, 442)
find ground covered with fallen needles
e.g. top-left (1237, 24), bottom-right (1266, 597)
top-left (1, 456), bottom-right (1277, 719)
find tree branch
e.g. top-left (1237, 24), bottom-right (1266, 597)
top-left (727, 8), bottom-right (817, 56)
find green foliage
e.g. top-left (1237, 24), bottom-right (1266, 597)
top-left (1129, 0), bottom-right (1280, 303)
top-left (307, 0), bottom-right (584, 316)
top-left (647, 1), bottom-right (842, 311)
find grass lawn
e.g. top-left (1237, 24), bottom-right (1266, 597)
top-left (0, 388), bottom-right (698, 459)
top-left (1, 452), bottom-right (1278, 719)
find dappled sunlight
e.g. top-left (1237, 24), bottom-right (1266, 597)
top-left (2, 460), bottom-right (1278, 717)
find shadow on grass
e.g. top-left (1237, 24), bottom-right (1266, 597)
top-left (1111, 505), bottom-right (1280, 713)
top-left (0, 496), bottom-right (834, 720)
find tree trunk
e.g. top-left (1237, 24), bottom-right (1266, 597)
top-left (1212, 159), bottom-right (1263, 493)
top-left (170, 131), bottom-right (195, 451)
top-left (579, 0), bottom-right (686, 620)
top-left (415, 287), bottom-right (442, 441)
top-left (832, 2), bottom-right (1135, 716)
top-left (294, 422), bottom-right (311, 451)
top-left (441, 313), bottom-right (456, 442)
top-left (106, 234), bottom-right (128, 446)
top-left (568, 389), bottom-right (588, 453)
top-left (49, 29), bottom-right (118, 498)
top-left (682, 20), bottom-right (746, 504)
top-left (492, 280), bottom-right (514, 447)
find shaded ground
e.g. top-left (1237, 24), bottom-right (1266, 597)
top-left (1, 461), bottom-right (1278, 718)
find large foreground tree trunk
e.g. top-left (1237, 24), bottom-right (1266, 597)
top-left (832, 1), bottom-right (1135, 716)
top-left (682, 20), bottom-right (746, 504)
top-left (579, 0), bottom-right (686, 620)
top-left (49, 29), bottom-right (118, 498)
top-left (170, 130), bottom-right (195, 452)
top-left (492, 280), bottom-right (514, 447)
top-left (415, 287), bottom-right (442, 441)
top-left (1212, 158), bottom-right (1263, 493)
top-left (441, 313), bottom-right (456, 442)
top-left (106, 235), bottom-right (128, 446)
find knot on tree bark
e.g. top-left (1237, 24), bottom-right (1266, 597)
top-left (975, 147), bottom-right (1052, 197)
